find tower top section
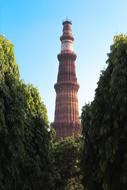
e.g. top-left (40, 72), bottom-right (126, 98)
top-left (60, 20), bottom-right (74, 53)
top-left (62, 18), bottom-right (72, 25)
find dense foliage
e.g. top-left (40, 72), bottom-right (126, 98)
top-left (81, 35), bottom-right (127, 190)
top-left (81, 103), bottom-right (92, 137)
top-left (0, 36), bottom-right (53, 190)
top-left (53, 137), bottom-right (84, 190)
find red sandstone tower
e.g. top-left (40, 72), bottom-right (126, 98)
top-left (53, 20), bottom-right (81, 138)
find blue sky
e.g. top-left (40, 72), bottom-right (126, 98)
top-left (1, 0), bottom-right (127, 122)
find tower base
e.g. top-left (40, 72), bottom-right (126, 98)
top-left (52, 122), bottom-right (81, 138)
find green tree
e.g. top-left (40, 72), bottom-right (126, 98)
top-left (81, 34), bottom-right (127, 190)
top-left (0, 35), bottom-right (25, 189)
top-left (0, 36), bottom-right (54, 190)
top-left (53, 137), bottom-right (84, 190)
top-left (21, 83), bottom-right (54, 190)
top-left (81, 103), bottom-right (92, 137)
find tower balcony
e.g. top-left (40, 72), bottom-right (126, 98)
top-left (57, 52), bottom-right (77, 61)
top-left (54, 81), bottom-right (79, 92)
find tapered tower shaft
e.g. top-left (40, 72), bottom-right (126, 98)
top-left (53, 20), bottom-right (81, 138)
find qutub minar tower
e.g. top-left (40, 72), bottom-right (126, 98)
top-left (53, 20), bottom-right (81, 138)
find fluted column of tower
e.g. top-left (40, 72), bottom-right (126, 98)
top-left (53, 20), bottom-right (81, 138)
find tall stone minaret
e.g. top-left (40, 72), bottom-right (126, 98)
top-left (53, 20), bottom-right (81, 138)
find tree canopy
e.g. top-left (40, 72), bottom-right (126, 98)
top-left (81, 34), bottom-right (127, 190)
top-left (0, 35), bottom-right (54, 190)
top-left (53, 137), bottom-right (84, 190)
